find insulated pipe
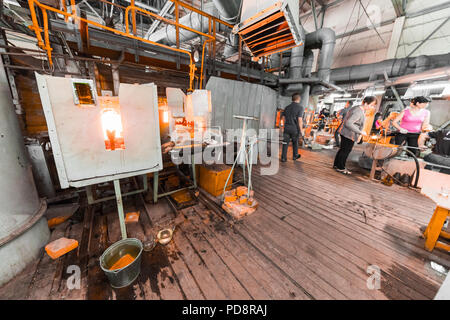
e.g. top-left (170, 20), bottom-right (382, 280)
top-left (300, 49), bottom-right (313, 109)
top-left (223, 32), bottom-right (239, 58)
top-left (302, 48), bottom-right (315, 78)
top-left (148, 7), bottom-right (217, 45)
top-left (286, 25), bottom-right (306, 93)
top-left (341, 66), bottom-right (450, 91)
top-left (300, 84), bottom-right (311, 109)
top-left (304, 28), bottom-right (336, 83)
top-left (327, 53), bottom-right (450, 83)
top-left (149, 0), bottom-right (241, 46)
top-left (0, 58), bottom-right (50, 286)
top-left (212, 0), bottom-right (241, 23)
top-left (329, 59), bottom-right (406, 82)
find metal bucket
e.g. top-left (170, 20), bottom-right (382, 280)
top-left (364, 142), bottom-right (401, 160)
top-left (99, 238), bottom-right (143, 289)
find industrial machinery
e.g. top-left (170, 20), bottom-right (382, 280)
top-left (154, 87), bottom-right (226, 207)
top-left (36, 73), bottom-right (163, 239)
top-left (0, 60), bottom-right (50, 287)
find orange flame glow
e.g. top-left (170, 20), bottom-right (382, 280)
top-left (101, 108), bottom-right (125, 150)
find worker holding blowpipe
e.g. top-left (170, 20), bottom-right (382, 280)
top-left (333, 96), bottom-right (377, 175)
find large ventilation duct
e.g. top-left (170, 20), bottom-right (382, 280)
top-left (302, 48), bottom-right (315, 78)
top-left (213, 0), bottom-right (241, 23)
top-left (285, 24), bottom-right (306, 93)
top-left (148, 4), bottom-right (217, 45)
top-left (284, 28), bottom-right (335, 96)
top-left (214, 0), bottom-right (242, 58)
top-left (300, 49), bottom-right (314, 109)
top-left (149, 0), bottom-right (242, 48)
top-left (328, 53), bottom-right (450, 83)
top-left (0, 58), bottom-right (50, 286)
top-left (304, 28), bottom-right (336, 84)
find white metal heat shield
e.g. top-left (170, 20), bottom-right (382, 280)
top-left (36, 73), bottom-right (163, 188)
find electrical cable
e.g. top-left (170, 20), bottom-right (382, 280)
top-left (358, 0), bottom-right (385, 44)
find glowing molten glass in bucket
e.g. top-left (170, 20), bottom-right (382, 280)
top-left (101, 108), bottom-right (125, 151)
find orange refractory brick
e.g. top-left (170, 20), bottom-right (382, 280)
top-left (125, 211), bottom-right (140, 223)
top-left (47, 216), bottom-right (70, 228)
top-left (248, 197), bottom-right (259, 208)
top-left (222, 201), bottom-right (256, 220)
top-left (224, 195), bottom-right (238, 202)
top-left (109, 254), bottom-right (135, 271)
top-left (236, 186), bottom-right (248, 197)
top-left (45, 238), bottom-right (79, 260)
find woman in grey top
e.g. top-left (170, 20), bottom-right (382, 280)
top-left (333, 96), bottom-right (377, 174)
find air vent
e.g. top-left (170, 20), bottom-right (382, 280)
top-left (233, 0), bottom-right (302, 59)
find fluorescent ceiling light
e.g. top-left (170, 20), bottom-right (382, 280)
top-left (412, 82), bottom-right (449, 90)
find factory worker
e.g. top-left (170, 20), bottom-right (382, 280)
top-left (333, 96), bottom-right (377, 175)
top-left (280, 93), bottom-right (304, 162)
top-left (392, 96), bottom-right (431, 156)
top-left (334, 101), bottom-right (353, 147)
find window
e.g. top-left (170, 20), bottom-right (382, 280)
top-left (71, 79), bottom-right (97, 107)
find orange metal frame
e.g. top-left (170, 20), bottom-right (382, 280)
top-left (27, 0), bottom-right (233, 91)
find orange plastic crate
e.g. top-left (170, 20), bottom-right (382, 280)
top-left (199, 164), bottom-right (233, 197)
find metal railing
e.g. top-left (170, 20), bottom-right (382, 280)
top-left (27, 0), bottom-right (234, 91)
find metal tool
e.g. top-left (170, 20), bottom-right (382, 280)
top-left (223, 115), bottom-right (259, 200)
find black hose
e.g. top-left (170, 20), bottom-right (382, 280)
top-left (402, 148), bottom-right (420, 188)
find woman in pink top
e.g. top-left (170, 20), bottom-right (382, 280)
top-left (393, 96), bottom-right (431, 155)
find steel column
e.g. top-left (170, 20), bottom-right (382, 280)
top-left (113, 179), bottom-right (127, 239)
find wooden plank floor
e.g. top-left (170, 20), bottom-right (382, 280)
top-left (0, 146), bottom-right (448, 300)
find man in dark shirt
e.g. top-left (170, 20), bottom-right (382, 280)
top-left (280, 93), bottom-right (304, 162)
top-left (419, 129), bottom-right (450, 174)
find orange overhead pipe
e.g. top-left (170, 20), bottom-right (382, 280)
top-left (27, 0), bottom-right (235, 91)
top-left (27, 0), bottom-right (204, 91)
top-left (124, 5), bottom-right (214, 40)
top-left (170, 0), bottom-right (234, 29)
top-left (131, 0), bottom-right (136, 35)
top-left (200, 39), bottom-right (214, 90)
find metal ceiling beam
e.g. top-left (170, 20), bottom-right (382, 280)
top-left (315, 0), bottom-right (326, 6)
top-left (406, 16), bottom-right (450, 57)
top-left (49, 19), bottom-right (278, 84)
top-left (300, 0), bottom-right (346, 19)
top-left (311, 0), bottom-right (318, 31)
top-left (359, 0), bottom-right (385, 44)
top-left (336, 18), bottom-right (395, 39)
top-left (391, 0), bottom-right (405, 17)
top-left (335, 1), bottom-right (450, 40)
top-left (144, 0), bottom-right (174, 39)
top-left (123, 0), bottom-right (173, 17)
top-left (406, 1), bottom-right (450, 18)
top-left (320, 6), bottom-right (326, 28)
